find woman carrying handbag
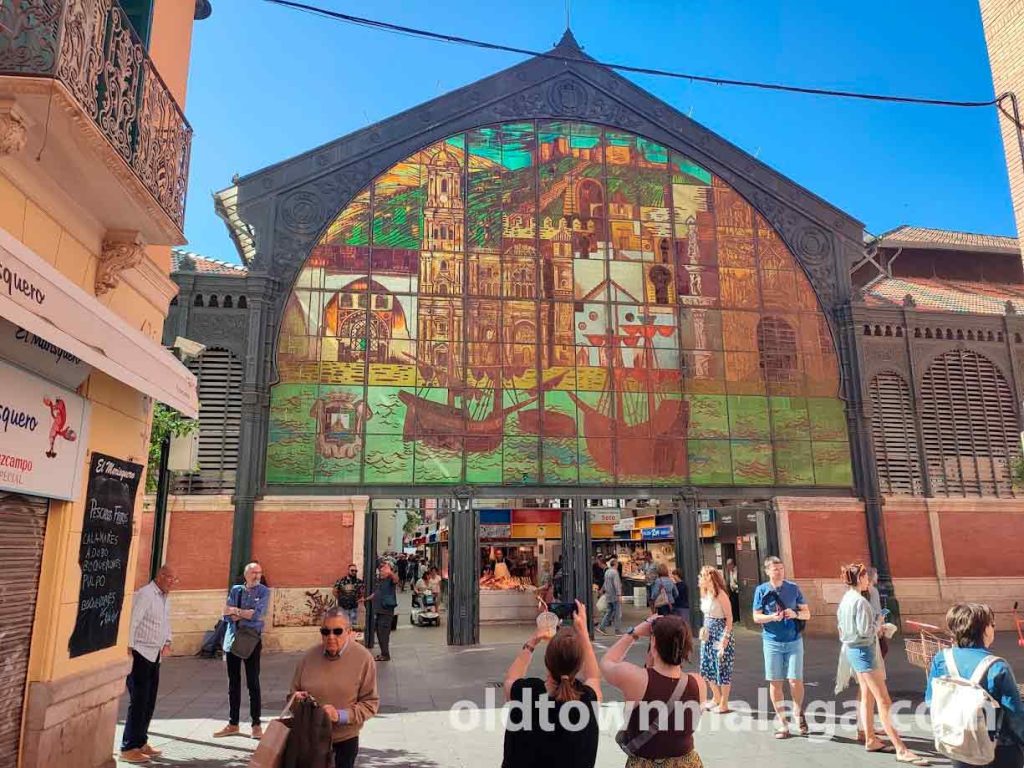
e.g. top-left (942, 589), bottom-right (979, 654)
top-left (601, 615), bottom-right (706, 768)
top-left (697, 566), bottom-right (735, 715)
top-left (650, 564), bottom-right (678, 617)
top-left (215, 562), bottom-right (270, 740)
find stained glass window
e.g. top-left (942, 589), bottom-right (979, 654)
top-left (267, 122), bottom-right (852, 488)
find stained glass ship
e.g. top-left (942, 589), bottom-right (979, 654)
top-left (568, 320), bottom-right (689, 477)
top-left (398, 354), bottom-right (570, 452)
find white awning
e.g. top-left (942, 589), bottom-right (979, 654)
top-left (0, 227), bottom-right (198, 417)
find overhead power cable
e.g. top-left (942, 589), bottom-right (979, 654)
top-left (263, 0), bottom-right (998, 109)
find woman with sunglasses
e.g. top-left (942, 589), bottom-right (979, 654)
top-left (290, 608), bottom-right (380, 768)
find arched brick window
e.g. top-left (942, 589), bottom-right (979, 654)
top-left (868, 372), bottom-right (923, 495)
top-left (173, 348), bottom-right (243, 494)
top-left (920, 350), bottom-right (1019, 496)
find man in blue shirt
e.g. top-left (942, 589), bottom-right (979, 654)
top-left (214, 562), bottom-right (271, 740)
top-left (752, 555), bottom-right (811, 739)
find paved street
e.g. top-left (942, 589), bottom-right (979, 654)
top-left (115, 595), bottom-right (1024, 767)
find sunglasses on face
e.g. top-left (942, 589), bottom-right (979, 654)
top-left (320, 627), bottom-right (346, 636)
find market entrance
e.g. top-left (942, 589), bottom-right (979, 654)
top-left (359, 493), bottom-right (778, 648)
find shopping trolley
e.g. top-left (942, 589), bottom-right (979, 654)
top-left (903, 620), bottom-right (952, 675)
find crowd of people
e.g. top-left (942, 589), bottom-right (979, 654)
top-left (508, 555), bottom-right (1024, 768)
top-left (118, 554), bottom-right (1024, 768)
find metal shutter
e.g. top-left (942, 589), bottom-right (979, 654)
top-left (919, 350), bottom-right (1019, 497)
top-left (174, 348), bottom-right (243, 494)
top-left (868, 372), bottom-right (923, 495)
top-left (0, 493), bottom-right (48, 763)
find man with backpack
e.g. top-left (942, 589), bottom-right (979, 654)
top-left (752, 556), bottom-right (811, 739)
top-left (927, 603), bottom-right (1024, 768)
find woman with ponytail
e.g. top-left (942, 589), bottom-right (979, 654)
top-left (501, 599), bottom-right (602, 768)
top-left (838, 563), bottom-right (929, 766)
top-left (601, 615), bottom-right (706, 767)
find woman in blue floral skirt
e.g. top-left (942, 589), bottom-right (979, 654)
top-left (698, 565), bottom-right (735, 714)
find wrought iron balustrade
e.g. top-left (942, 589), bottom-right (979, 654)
top-left (0, 0), bottom-right (191, 232)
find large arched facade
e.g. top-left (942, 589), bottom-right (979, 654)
top-left (209, 32), bottom-right (878, 644)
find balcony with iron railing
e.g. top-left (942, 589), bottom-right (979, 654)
top-left (0, 0), bottom-right (192, 243)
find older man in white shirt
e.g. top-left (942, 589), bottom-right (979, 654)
top-left (120, 566), bottom-right (176, 764)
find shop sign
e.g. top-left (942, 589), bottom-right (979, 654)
top-left (612, 517), bottom-right (635, 532)
top-left (480, 523), bottom-right (512, 540)
top-left (698, 508), bottom-right (715, 524)
top-left (68, 453), bottom-right (143, 657)
top-left (590, 510), bottom-right (620, 523)
top-left (0, 359), bottom-right (89, 500)
top-left (642, 526), bottom-right (673, 540)
top-left (0, 318), bottom-right (90, 389)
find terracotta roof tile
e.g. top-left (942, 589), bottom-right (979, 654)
top-left (873, 226), bottom-right (1018, 254)
top-left (861, 276), bottom-right (1024, 314)
top-left (171, 248), bottom-right (248, 275)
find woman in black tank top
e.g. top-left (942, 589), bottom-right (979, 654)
top-left (600, 614), bottom-right (707, 767)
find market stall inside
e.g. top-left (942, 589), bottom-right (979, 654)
top-left (477, 508), bottom-right (562, 623)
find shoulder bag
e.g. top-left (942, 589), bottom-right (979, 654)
top-left (653, 580), bottom-right (672, 609)
top-left (228, 587), bottom-right (261, 660)
top-left (615, 674), bottom-right (690, 756)
top-left (769, 588), bottom-right (806, 635)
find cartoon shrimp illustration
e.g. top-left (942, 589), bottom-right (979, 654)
top-left (43, 397), bottom-right (77, 458)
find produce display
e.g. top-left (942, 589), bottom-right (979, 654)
top-left (479, 573), bottom-right (534, 592)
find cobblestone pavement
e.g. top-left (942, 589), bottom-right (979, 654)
top-left (114, 595), bottom-right (1024, 767)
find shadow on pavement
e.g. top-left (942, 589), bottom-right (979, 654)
top-left (359, 747), bottom-right (442, 767)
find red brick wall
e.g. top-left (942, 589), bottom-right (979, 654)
top-left (884, 509), bottom-right (937, 578)
top-left (166, 510), bottom-right (234, 590)
top-left (252, 511), bottom-right (355, 587)
top-left (941, 512), bottom-right (1024, 577)
top-left (786, 508), bottom-right (871, 578)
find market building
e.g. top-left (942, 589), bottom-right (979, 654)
top-left (0, 1), bottom-right (208, 765)
top-left (155, 30), bottom-right (1024, 651)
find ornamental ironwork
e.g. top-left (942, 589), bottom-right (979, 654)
top-left (0, 0), bottom-right (191, 231)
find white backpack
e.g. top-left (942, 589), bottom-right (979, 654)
top-left (930, 649), bottom-right (1002, 766)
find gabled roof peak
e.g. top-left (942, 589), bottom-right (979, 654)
top-left (553, 28), bottom-right (584, 56)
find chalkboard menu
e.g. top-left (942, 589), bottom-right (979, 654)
top-left (68, 453), bottom-right (143, 658)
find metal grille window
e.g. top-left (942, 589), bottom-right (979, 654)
top-left (919, 350), bottom-right (1019, 497)
top-left (868, 372), bottom-right (923, 495)
top-left (173, 348), bottom-right (243, 494)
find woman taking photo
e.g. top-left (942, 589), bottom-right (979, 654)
top-left (697, 566), bottom-right (735, 714)
top-left (601, 615), bottom-right (706, 768)
top-left (502, 599), bottom-right (601, 768)
top-left (838, 563), bottom-right (928, 766)
top-left (926, 603), bottom-right (1024, 768)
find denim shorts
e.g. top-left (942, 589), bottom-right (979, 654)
top-left (763, 637), bottom-right (804, 681)
top-left (845, 644), bottom-right (876, 673)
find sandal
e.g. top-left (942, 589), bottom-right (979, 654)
top-left (896, 753), bottom-right (930, 766)
top-left (798, 715), bottom-right (809, 736)
top-left (774, 725), bottom-right (791, 739)
top-left (866, 743), bottom-right (895, 754)
top-left (714, 706), bottom-right (734, 714)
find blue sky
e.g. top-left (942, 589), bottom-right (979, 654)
top-left (183, 0), bottom-right (1013, 263)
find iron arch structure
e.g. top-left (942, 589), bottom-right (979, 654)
top-left (214, 31), bottom-right (887, 633)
